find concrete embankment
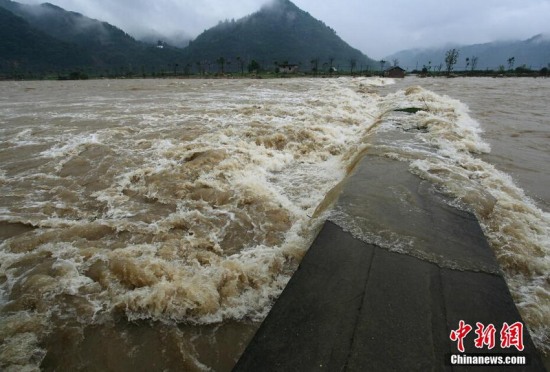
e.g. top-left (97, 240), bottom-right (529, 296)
top-left (234, 155), bottom-right (546, 371)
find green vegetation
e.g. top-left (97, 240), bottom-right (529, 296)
top-left (1, 0), bottom-right (547, 80)
top-left (507, 57), bottom-right (515, 71)
top-left (0, 0), bottom-right (376, 79)
top-left (413, 51), bottom-right (549, 78)
top-left (0, 7), bottom-right (91, 78)
top-left (0, 0), bottom-right (185, 79)
top-left (180, 0), bottom-right (375, 75)
top-left (388, 34), bottom-right (550, 72)
top-left (444, 48), bottom-right (459, 75)
top-left (248, 60), bottom-right (260, 73)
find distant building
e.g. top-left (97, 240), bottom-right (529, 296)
top-left (277, 64), bottom-right (299, 73)
top-left (385, 66), bottom-right (406, 78)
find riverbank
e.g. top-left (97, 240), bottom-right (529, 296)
top-left (1, 70), bottom-right (549, 81)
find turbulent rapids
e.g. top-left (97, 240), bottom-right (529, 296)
top-left (0, 77), bottom-right (548, 370)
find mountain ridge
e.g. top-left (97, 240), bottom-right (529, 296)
top-left (181, 0), bottom-right (376, 71)
top-left (0, 6), bottom-right (92, 73)
top-left (0, 0), bottom-right (187, 76)
top-left (386, 35), bottom-right (550, 71)
top-left (1, 0), bottom-right (375, 77)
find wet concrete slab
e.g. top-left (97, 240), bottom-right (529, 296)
top-left (234, 155), bottom-right (546, 371)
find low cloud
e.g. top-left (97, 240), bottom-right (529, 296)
top-left (16, 0), bottom-right (550, 58)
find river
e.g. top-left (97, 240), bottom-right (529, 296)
top-left (0, 76), bottom-right (548, 370)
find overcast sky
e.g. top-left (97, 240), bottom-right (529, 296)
top-left (17, 0), bottom-right (550, 58)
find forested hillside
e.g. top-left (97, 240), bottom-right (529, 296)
top-left (182, 0), bottom-right (375, 73)
top-left (0, 0), bottom-right (185, 77)
top-left (0, 0), bottom-right (375, 78)
top-left (0, 6), bottom-right (91, 74)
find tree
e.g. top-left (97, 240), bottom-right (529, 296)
top-left (470, 56), bottom-right (479, 71)
top-left (379, 60), bottom-right (386, 72)
top-left (445, 48), bottom-right (459, 75)
top-left (350, 59), bottom-right (357, 75)
top-left (248, 59), bottom-right (260, 73)
top-left (392, 59), bottom-right (399, 67)
top-left (422, 61), bottom-right (433, 75)
top-left (216, 57), bottom-right (226, 74)
top-left (310, 58), bottom-right (319, 75)
top-left (507, 57), bottom-right (515, 71)
top-left (515, 64), bottom-right (531, 73)
top-left (236, 56), bottom-right (245, 76)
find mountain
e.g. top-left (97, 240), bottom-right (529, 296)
top-left (0, 1), bottom-right (137, 49)
top-left (182, 0), bottom-right (375, 72)
top-left (387, 35), bottom-right (550, 71)
top-left (1, 0), bottom-right (376, 77)
top-left (0, 6), bottom-right (91, 73)
top-left (0, 0), bottom-right (185, 76)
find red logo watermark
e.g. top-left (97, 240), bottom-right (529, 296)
top-left (450, 321), bottom-right (524, 352)
top-left (500, 322), bottom-right (525, 351)
top-left (474, 322), bottom-right (496, 349)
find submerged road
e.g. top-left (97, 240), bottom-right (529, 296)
top-left (234, 155), bottom-right (546, 371)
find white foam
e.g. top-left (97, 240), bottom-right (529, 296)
top-left (1, 78), bottom-right (548, 368)
top-left (368, 85), bottom-right (550, 353)
top-left (39, 133), bottom-right (101, 159)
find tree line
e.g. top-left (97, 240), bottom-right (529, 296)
top-left (2, 55), bottom-right (383, 80)
top-left (4, 50), bottom-right (548, 80)
top-left (410, 48), bottom-right (550, 77)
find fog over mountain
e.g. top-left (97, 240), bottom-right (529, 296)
top-left (0, 0), bottom-right (186, 75)
top-left (0, 0), bottom-right (374, 77)
top-left (2, 0), bottom-right (549, 77)
top-left (14, 0), bottom-right (550, 58)
top-left (386, 34), bottom-right (550, 71)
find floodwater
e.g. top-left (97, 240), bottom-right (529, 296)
top-left (0, 77), bottom-right (548, 371)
